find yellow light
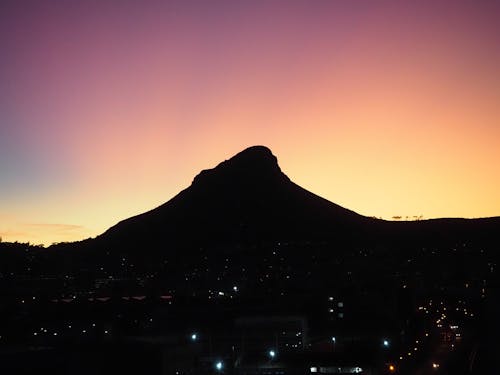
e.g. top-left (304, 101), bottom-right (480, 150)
top-left (389, 364), bottom-right (395, 372)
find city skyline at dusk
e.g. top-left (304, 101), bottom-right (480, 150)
top-left (1, 0), bottom-right (499, 245)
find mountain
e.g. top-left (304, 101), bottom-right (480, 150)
top-left (5, 145), bottom-right (499, 296)
top-left (88, 145), bottom-right (500, 254)
top-left (2, 152), bottom-right (499, 375)
top-left (98, 146), bottom-right (373, 250)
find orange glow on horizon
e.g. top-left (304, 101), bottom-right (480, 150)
top-left (0, 1), bottom-right (499, 245)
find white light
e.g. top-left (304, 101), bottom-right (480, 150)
top-left (233, 286), bottom-right (238, 292)
top-left (269, 350), bottom-right (276, 358)
top-left (331, 337), bottom-right (336, 343)
top-left (354, 367), bottom-right (363, 373)
top-left (191, 333), bottom-right (198, 341)
top-left (310, 367), bottom-right (318, 373)
top-left (215, 361), bottom-right (223, 371)
top-left (383, 339), bottom-right (390, 347)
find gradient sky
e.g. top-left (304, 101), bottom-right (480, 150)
top-left (1, 0), bottom-right (499, 245)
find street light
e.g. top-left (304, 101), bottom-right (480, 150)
top-left (269, 349), bottom-right (276, 359)
top-left (191, 333), bottom-right (198, 341)
top-left (383, 339), bottom-right (390, 347)
top-left (215, 361), bottom-right (223, 371)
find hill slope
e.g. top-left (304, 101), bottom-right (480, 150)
top-left (99, 146), bottom-right (372, 249)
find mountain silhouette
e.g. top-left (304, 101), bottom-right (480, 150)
top-left (99, 146), bottom-right (370, 249)
top-left (2, 147), bottom-right (499, 375)
top-left (90, 145), bottom-right (500, 254)
top-left (16, 145), bottom-right (499, 298)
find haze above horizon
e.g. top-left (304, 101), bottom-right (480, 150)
top-left (1, 1), bottom-right (499, 245)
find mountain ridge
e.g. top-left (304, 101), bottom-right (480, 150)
top-left (91, 146), bottom-right (499, 255)
top-left (99, 145), bottom-right (367, 247)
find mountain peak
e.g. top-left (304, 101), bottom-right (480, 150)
top-left (101, 144), bottom-right (366, 245)
top-left (232, 145), bottom-right (275, 159)
top-left (224, 145), bottom-right (278, 169)
top-left (192, 145), bottom-right (284, 186)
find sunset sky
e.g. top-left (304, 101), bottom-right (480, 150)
top-left (1, 0), bottom-right (499, 245)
